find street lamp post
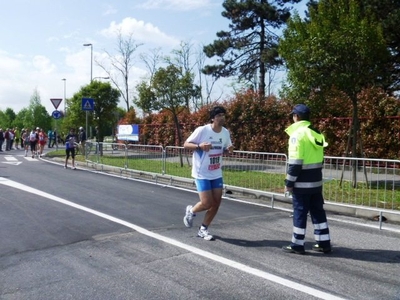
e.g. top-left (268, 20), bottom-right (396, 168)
top-left (83, 43), bottom-right (93, 140)
top-left (62, 78), bottom-right (66, 115)
top-left (58, 78), bottom-right (67, 150)
top-left (83, 43), bottom-right (93, 82)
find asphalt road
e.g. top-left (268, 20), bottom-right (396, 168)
top-left (0, 149), bottom-right (399, 300)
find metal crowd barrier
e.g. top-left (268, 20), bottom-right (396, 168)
top-left (84, 142), bottom-right (400, 213)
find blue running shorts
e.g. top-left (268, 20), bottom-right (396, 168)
top-left (195, 178), bottom-right (223, 192)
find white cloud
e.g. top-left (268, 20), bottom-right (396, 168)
top-left (103, 5), bottom-right (118, 16)
top-left (32, 55), bottom-right (56, 74)
top-left (101, 17), bottom-right (180, 47)
top-left (0, 52), bottom-right (23, 72)
top-left (138, 0), bottom-right (214, 11)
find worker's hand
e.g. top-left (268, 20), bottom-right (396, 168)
top-left (285, 186), bottom-right (293, 193)
top-left (284, 186), bottom-right (293, 198)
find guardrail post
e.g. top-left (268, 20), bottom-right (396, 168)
top-left (124, 144), bottom-right (128, 169)
top-left (162, 147), bottom-right (166, 175)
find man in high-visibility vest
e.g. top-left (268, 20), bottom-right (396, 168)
top-left (282, 104), bottom-right (332, 254)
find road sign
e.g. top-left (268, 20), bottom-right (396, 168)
top-left (82, 98), bottom-right (94, 111)
top-left (117, 124), bottom-right (140, 141)
top-left (52, 110), bottom-right (62, 119)
top-left (50, 98), bottom-right (62, 110)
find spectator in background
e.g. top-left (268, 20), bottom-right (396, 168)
top-left (47, 129), bottom-right (54, 148)
top-left (5, 129), bottom-right (11, 151)
top-left (94, 126), bottom-right (99, 154)
top-left (78, 126), bottom-right (86, 155)
top-left (0, 128), bottom-right (4, 152)
top-left (14, 128), bottom-right (20, 150)
top-left (38, 129), bottom-right (47, 157)
top-left (64, 128), bottom-right (77, 169)
top-left (20, 128), bottom-right (25, 149)
top-left (22, 129), bottom-right (29, 156)
top-left (29, 128), bottom-right (38, 158)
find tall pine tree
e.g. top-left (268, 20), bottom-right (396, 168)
top-left (203, 0), bottom-right (301, 97)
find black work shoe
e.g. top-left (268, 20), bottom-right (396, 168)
top-left (282, 245), bottom-right (305, 255)
top-left (312, 244), bottom-right (332, 253)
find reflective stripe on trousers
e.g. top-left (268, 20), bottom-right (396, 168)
top-left (290, 193), bottom-right (331, 248)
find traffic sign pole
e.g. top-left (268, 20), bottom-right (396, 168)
top-left (81, 98), bottom-right (94, 144)
top-left (55, 120), bottom-right (58, 151)
top-left (86, 111), bottom-right (88, 144)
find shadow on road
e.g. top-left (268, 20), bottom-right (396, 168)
top-left (214, 236), bottom-right (400, 263)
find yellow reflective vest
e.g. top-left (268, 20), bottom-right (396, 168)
top-left (285, 120), bottom-right (328, 194)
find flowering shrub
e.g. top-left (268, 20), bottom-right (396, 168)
top-left (135, 88), bottom-right (400, 159)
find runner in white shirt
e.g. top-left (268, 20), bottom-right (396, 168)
top-left (183, 106), bottom-right (234, 240)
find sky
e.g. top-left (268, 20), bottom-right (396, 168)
top-left (0, 0), bottom-right (233, 115)
top-left (0, 0), bottom-right (306, 116)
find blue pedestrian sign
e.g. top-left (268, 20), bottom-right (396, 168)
top-left (52, 110), bottom-right (62, 119)
top-left (82, 98), bottom-right (94, 111)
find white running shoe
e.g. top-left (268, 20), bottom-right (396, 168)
top-left (183, 205), bottom-right (195, 228)
top-left (197, 227), bottom-right (214, 241)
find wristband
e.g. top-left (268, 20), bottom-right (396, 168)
top-left (196, 144), bottom-right (201, 150)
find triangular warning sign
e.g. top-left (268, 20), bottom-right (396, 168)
top-left (84, 100), bottom-right (92, 109)
top-left (50, 98), bottom-right (62, 109)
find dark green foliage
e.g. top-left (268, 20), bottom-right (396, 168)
top-left (307, 0), bottom-right (400, 93)
top-left (203, 0), bottom-right (301, 96)
top-left (67, 81), bottom-right (120, 142)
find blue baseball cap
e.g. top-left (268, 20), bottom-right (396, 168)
top-left (291, 104), bottom-right (310, 117)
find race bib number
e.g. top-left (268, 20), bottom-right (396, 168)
top-left (208, 154), bottom-right (221, 171)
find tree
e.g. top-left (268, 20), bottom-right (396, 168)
top-left (13, 108), bottom-right (28, 130)
top-left (119, 108), bottom-right (138, 125)
top-left (203, 0), bottom-right (301, 97)
top-left (96, 32), bottom-right (142, 112)
top-left (141, 43), bottom-right (218, 111)
top-left (67, 81), bottom-right (120, 144)
top-left (307, 0), bottom-right (400, 94)
top-left (167, 41), bottom-right (219, 110)
top-left (25, 88), bottom-right (52, 131)
top-left (140, 48), bottom-right (163, 83)
top-left (135, 64), bottom-right (201, 147)
top-left (0, 110), bottom-right (10, 129)
top-left (279, 0), bottom-right (390, 186)
top-left (167, 42), bottom-right (200, 109)
top-left (196, 45), bottom-right (223, 107)
top-left (4, 108), bottom-right (16, 126)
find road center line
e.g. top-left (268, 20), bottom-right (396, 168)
top-left (0, 176), bottom-right (345, 300)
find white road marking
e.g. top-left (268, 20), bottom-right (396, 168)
top-left (2, 162), bottom-right (22, 165)
top-left (4, 155), bottom-right (18, 161)
top-left (0, 155), bottom-right (39, 163)
top-left (0, 176), bottom-right (345, 300)
top-left (23, 157), bottom-right (38, 161)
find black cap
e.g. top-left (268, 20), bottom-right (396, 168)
top-left (210, 106), bottom-right (226, 120)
